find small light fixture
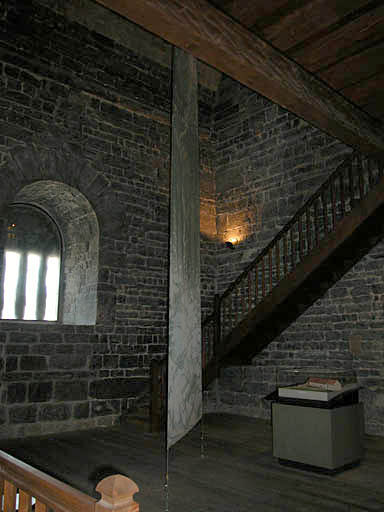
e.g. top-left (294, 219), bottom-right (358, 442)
top-left (225, 241), bottom-right (235, 250)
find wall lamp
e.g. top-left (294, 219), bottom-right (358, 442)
top-left (225, 240), bottom-right (235, 250)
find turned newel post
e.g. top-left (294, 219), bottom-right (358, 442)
top-left (95, 474), bottom-right (139, 512)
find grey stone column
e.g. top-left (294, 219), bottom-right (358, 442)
top-left (167, 47), bottom-right (202, 448)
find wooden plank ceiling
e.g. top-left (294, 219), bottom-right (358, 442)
top-left (94, 0), bottom-right (384, 155)
top-left (210, 0), bottom-right (384, 122)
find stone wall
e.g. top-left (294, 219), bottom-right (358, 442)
top-left (207, 76), bottom-right (384, 436)
top-left (0, 0), bottom-right (217, 437)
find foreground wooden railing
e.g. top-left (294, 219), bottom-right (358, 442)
top-left (202, 151), bottom-right (384, 367)
top-left (0, 450), bottom-right (139, 512)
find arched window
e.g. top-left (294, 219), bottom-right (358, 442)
top-left (1, 204), bottom-right (61, 321)
top-left (0, 180), bottom-right (100, 325)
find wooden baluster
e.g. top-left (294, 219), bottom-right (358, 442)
top-left (254, 264), bottom-right (258, 304)
top-left (4, 480), bottom-right (17, 512)
top-left (268, 248), bottom-right (273, 293)
top-left (306, 208), bottom-right (311, 253)
top-left (235, 287), bottom-right (239, 323)
top-left (322, 189), bottom-right (328, 233)
top-left (0, 475), bottom-right (3, 498)
top-left (228, 294), bottom-right (232, 329)
top-left (262, 257), bottom-right (266, 298)
top-left (330, 175), bottom-right (336, 229)
top-left (314, 198), bottom-right (319, 246)
top-left (283, 233), bottom-right (288, 276)
top-left (95, 475), bottom-right (140, 512)
top-left (368, 158), bottom-right (374, 188)
top-left (339, 171), bottom-right (345, 217)
top-left (290, 227), bottom-right (295, 269)
top-left (35, 501), bottom-right (47, 512)
top-left (19, 490), bottom-right (33, 512)
top-left (248, 271), bottom-right (252, 311)
top-left (348, 159), bottom-right (354, 209)
top-left (298, 216), bottom-right (304, 260)
top-left (358, 154), bottom-right (364, 199)
top-left (151, 360), bottom-right (164, 433)
top-left (276, 240), bottom-right (280, 283)
top-left (240, 283), bottom-right (245, 318)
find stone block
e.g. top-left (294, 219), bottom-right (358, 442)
top-left (10, 333), bottom-right (37, 344)
top-left (50, 354), bottom-right (87, 369)
top-left (120, 356), bottom-right (139, 368)
top-left (91, 399), bottom-right (121, 417)
top-left (30, 344), bottom-right (56, 355)
top-left (6, 344), bottom-right (29, 355)
top-left (74, 401), bottom-right (90, 419)
top-left (29, 382), bottom-right (53, 402)
top-left (55, 381), bottom-right (88, 401)
top-left (39, 404), bottom-right (71, 422)
top-left (103, 355), bottom-right (118, 368)
top-left (9, 405), bottom-right (37, 424)
top-left (7, 383), bottom-right (27, 404)
top-left (20, 356), bottom-right (47, 371)
top-left (89, 378), bottom-right (148, 399)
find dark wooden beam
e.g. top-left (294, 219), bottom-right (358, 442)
top-left (210, 0), bottom-right (288, 29)
top-left (341, 72), bottom-right (384, 106)
top-left (94, 0), bottom-right (384, 155)
top-left (290, 2), bottom-right (384, 71)
top-left (320, 42), bottom-right (384, 90)
top-left (261, 0), bottom-right (372, 51)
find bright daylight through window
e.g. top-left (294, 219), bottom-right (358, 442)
top-left (1, 205), bottom-right (61, 321)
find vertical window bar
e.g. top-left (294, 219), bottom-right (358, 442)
top-left (36, 255), bottom-right (48, 321)
top-left (1, 251), bottom-right (21, 320)
top-left (24, 253), bottom-right (41, 320)
top-left (15, 253), bottom-right (28, 320)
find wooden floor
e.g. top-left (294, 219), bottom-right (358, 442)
top-left (1, 413), bottom-right (384, 511)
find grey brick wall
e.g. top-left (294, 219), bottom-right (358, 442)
top-left (2, 0), bottom-right (383, 440)
top-left (0, 0), bottom-right (217, 437)
top-left (207, 76), bottom-right (384, 436)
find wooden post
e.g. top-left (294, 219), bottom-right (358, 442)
top-left (95, 475), bottom-right (139, 512)
top-left (150, 359), bottom-right (166, 433)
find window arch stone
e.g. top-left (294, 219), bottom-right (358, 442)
top-left (0, 144), bottom-right (113, 325)
top-left (14, 181), bottom-right (99, 325)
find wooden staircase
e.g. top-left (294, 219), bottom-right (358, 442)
top-left (203, 152), bottom-right (384, 387)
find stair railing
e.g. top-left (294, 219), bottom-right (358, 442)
top-left (202, 152), bottom-right (384, 370)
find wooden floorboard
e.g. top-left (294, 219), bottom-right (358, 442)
top-left (0, 413), bottom-right (384, 511)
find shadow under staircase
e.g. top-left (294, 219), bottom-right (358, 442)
top-left (202, 151), bottom-right (384, 387)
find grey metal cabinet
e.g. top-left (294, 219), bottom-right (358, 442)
top-left (272, 402), bottom-right (364, 471)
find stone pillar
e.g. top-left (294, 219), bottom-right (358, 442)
top-left (167, 47), bottom-right (202, 448)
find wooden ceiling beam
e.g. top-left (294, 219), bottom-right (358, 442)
top-left (261, 0), bottom-right (373, 52)
top-left (209, 0), bottom-right (289, 29)
top-left (94, 0), bottom-right (384, 156)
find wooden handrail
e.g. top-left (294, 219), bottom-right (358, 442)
top-left (201, 151), bottom-right (384, 370)
top-left (96, 475), bottom-right (139, 512)
top-left (220, 154), bottom-right (355, 299)
top-left (0, 450), bottom-right (139, 512)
